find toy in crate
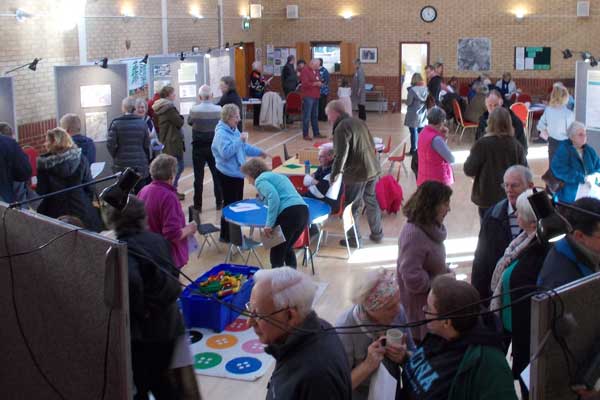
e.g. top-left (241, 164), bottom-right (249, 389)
top-left (180, 264), bottom-right (258, 332)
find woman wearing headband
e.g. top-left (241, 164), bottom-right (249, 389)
top-left (335, 268), bottom-right (415, 399)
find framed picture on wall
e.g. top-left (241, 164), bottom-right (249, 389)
top-left (359, 47), bottom-right (378, 64)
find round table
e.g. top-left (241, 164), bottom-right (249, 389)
top-left (223, 197), bottom-right (331, 228)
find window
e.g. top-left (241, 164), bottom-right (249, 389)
top-left (311, 43), bottom-right (341, 73)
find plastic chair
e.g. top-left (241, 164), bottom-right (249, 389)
top-left (314, 191), bottom-right (344, 255)
top-left (316, 199), bottom-right (358, 259)
top-left (224, 224), bottom-right (263, 267)
top-left (452, 99), bottom-right (478, 142)
top-left (272, 156), bottom-right (283, 169)
top-left (288, 175), bottom-right (308, 194)
top-left (188, 206), bottom-right (221, 257)
top-left (22, 146), bottom-right (38, 190)
top-left (285, 92), bottom-right (302, 122)
top-left (459, 85), bottom-right (470, 98)
top-left (510, 102), bottom-right (529, 128)
top-left (292, 227), bottom-right (314, 274)
top-left (380, 136), bottom-right (392, 155)
top-left (387, 142), bottom-right (408, 181)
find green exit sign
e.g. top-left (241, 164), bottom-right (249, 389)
top-left (242, 17), bottom-right (251, 31)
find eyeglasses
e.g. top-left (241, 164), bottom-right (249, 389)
top-left (245, 302), bottom-right (290, 320)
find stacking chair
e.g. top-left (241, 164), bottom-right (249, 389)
top-left (188, 206), bottom-right (221, 257)
top-left (293, 227), bottom-right (315, 274)
top-left (516, 93), bottom-right (532, 103)
top-left (387, 142), bottom-right (408, 181)
top-left (283, 143), bottom-right (292, 160)
top-left (510, 102), bottom-right (528, 127)
top-left (317, 199), bottom-right (358, 259)
top-left (225, 223), bottom-right (263, 267)
top-left (271, 155), bottom-right (283, 169)
top-left (452, 99), bottom-right (478, 142)
top-left (285, 92), bottom-right (302, 125)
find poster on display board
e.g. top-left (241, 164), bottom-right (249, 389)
top-left (153, 63), bottom-right (171, 78)
top-left (80, 84), bottom-right (111, 108)
top-left (209, 56), bottom-right (231, 98)
top-left (154, 79), bottom-right (171, 93)
top-left (179, 101), bottom-right (195, 116)
top-left (265, 46), bottom-right (296, 77)
top-left (457, 38), bottom-right (491, 71)
top-left (586, 70), bottom-right (600, 130)
top-left (84, 111), bottom-right (108, 142)
top-left (179, 84), bottom-right (197, 99)
top-left (122, 59), bottom-right (148, 95)
top-left (178, 63), bottom-right (197, 83)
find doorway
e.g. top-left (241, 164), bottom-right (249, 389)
top-left (234, 42), bottom-right (255, 98)
top-left (399, 43), bottom-right (429, 101)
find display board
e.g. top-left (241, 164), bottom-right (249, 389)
top-left (265, 45), bottom-right (296, 76)
top-left (0, 204), bottom-right (131, 399)
top-left (530, 273), bottom-right (600, 399)
top-left (574, 61), bottom-right (600, 153)
top-left (207, 52), bottom-right (234, 98)
top-left (147, 56), bottom-right (205, 116)
top-left (0, 77), bottom-right (18, 139)
top-left (515, 47), bottom-right (551, 70)
top-left (119, 57), bottom-right (149, 96)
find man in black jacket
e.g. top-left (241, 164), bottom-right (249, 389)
top-left (247, 267), bottom-right (351, 400)
top-left (0, 123), bottom-right (32, 203)
top-left (475, 90), bottom-right (528, 153)
top-left (471, 165), bottom-right (534, 305)
top-left (281, 55), bottom-right (298, 97)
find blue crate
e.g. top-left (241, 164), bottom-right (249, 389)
top-left (180, 264), bottom-right (259, 332)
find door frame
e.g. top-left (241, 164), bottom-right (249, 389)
top-left (399, 42), bottom-right (430, 102)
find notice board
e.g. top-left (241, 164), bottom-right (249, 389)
top-left (515, 47), bottom-right (551, 70)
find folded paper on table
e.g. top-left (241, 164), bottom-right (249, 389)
top-left (326, 175), bottom-right (342, 200)
top-left (260, 225), bottom-right (286, 249)
top-left (90, 162), bottom-right (105, 179)
top-left (229, 203), bottom-right (261, 212)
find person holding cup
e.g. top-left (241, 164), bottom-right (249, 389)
top-left (211, 104), bottom-right (270, 242)
top-left (335, 268), bottom-right (415, 399)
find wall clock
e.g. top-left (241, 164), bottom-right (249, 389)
top-left (420, 6), bottom-right (437, 23)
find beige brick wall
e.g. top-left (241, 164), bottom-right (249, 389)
top-left (260, 0), bottom-right (599, 79)
top-left (167, 0), bottom-right (219, 52)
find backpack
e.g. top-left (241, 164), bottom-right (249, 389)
top-left (375, 175), bottom-right (403, 214)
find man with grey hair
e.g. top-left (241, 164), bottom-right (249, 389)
top-left (188, 85), bottom-right (223, 212)
top-left (304, 147), bottom-right (341, 212)
top-left (471, 164), bottom-right (535, 304)
top-left (107, 96), bottom-right (151, 192)
top-left (247, 267), bottom-right (351, 399)
top-left (60, 113), bottom-right (96, 164)
top-left (327, 99), bottom-right (383, 247)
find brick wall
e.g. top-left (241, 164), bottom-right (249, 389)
top-left (168, 0), bottom-right (220, 53)
top-left (18, 119), bottom-right (58, 152)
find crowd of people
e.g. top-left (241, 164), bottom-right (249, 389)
top-left (2, 60), bottom-right (600, 400)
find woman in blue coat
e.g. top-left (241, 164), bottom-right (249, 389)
top-left (551, 121), bottom-right (600, 203)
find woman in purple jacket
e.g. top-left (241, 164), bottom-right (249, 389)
top-left (396, 181), bottom-right (452, 342)
top-left (138, 154), bottom-right (197, 269)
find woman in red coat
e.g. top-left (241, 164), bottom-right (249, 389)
top-left (416, 107), bottom-right (455, 186)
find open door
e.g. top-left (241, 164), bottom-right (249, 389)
top-left (234, 42), bottom-right (255, 98)
top-left (400, 42), bottom-right (430, 101)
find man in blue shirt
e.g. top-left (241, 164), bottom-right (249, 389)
top-left (317, 58), bottom-right (330, 122)
top-left (60, 113), bottom-right (96, 164)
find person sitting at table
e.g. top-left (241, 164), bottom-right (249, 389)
top-left (551, 121), bottom-right (600, 203)
top-left (212, 104), bottom-right (269, 243)
top-left (240, 158), bottom-right (308, 268)
top-left (496, 72), bottom-right (518, 101)
top-left (303, 147), bottom-right (343, 213)
top-left (335, 268), bottom-right (415, 399)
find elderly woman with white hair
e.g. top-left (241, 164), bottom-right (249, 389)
top-left (335, 268), bottom-right (415, 399)
top-left (212, 103), bottom-right (269, 242)
top-left (249, 61), bottom-right (269, 126)
top-left (107, 96), bottom-right (151, 192)
top-left (134, 97), bottom-right (162, 159)
top-left (551, 121), bottom-right (600, 203)
top-left (247, 266), bottom-right (351, 399)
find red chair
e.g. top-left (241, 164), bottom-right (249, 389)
top-left (380, 136), bottom-right (392, 155)
top-left (288, 175), bottom-right (307, 194)
top-left (508, 93), bottom-right (517, 103)
top-left (517, 93), bottom-right (532, 103)
top-left (452, 99), bottom-right (478, 142)
top-left (388, 143), bottom-right (408, 181)
top-left (285, 92), bottom-right (302, 123)
top-left (459, 85), bottom-right (470, 98)
top-left (293, 227), bottom-right (314, 274)
top-left (510, 102), bottom-right (528, 128)
top-left (22, 146), bottom-right (39, 190)
top-left (271, 155), bottom-right (283, 169)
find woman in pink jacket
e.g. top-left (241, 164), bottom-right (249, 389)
top-left (416, 107), bottom-right (455, 186)
top-left (138, 154), bottom-right (197, 269)
top-left (396, 181), bottom-right (452, 342)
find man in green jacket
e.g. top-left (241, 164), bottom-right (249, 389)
top-left (327, 100), bottom-right (383, 248)
top-left (397, 276), bottom-right (518, 400)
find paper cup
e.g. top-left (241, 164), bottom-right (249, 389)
top-left (386, 328), bottom-right (404, 347)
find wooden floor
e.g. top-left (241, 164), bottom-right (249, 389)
top-left (175, 110), bottom-right (549, 400)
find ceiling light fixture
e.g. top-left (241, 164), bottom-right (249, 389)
top-left (4, 58), bottom-right (42, 75)
top-left (140, 54), bottom-right (148, 64)
top-left (179, 52), bottom-right (186, 61)
top-left (95, 57), bottom-right (108, 69)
